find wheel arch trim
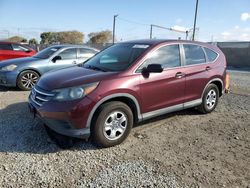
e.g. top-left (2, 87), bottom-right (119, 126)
top-left (201, 78), bottom-right (224, 98)
top-left (86, 93), bottom-right (142, 128)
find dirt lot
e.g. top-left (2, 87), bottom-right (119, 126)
top-left (0, 71), bottom-right (249, 188)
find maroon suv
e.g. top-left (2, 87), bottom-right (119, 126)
top-left (28, 39), bottom-right (227, 147)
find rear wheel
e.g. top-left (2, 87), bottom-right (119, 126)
top-left (92, 101), bottom-right (133, 148)
top-left (17, 70), bottom-right (39, 91)
top-left (197, 83), bottom-right (219, 114)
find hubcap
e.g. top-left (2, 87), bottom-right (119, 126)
top-left (103, 111), bottom-right (127, 141)
top-left (21, 73), bottom-right (38, 89)
top-left (206, 89), bottom-right (217, 109)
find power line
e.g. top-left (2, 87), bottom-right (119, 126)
top-left (117, 17), bottom-right (149, 26)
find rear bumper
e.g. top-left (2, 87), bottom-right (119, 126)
top-left (0, 71), bottom-right (18, 87)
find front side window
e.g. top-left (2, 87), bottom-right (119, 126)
top-left (183, 44), bottom-right (206, 65)
top-left (0, 44), bottom-right (12, 50)
top-left (58, 48), bottom-right (77, 60)
top-left (83, 43), bottom-right (151, 72)
top-left (139, 44), bottom-right (181, 70)
top-left (204, 47), bottom-right (218, 62)
top-left (34, 46), bottom-right (61, 59)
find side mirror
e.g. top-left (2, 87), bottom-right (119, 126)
top-left (142, 64), bottom-right (163, 74)
top-left (25, 49), bottom-right (32, 53)
top-left (52, 56), bottom-right (62, 63)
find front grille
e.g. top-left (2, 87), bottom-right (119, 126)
top-left (30, 86), bottom-right (55, 107)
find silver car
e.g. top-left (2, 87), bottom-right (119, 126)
top-left (0, 45), bottom-right (99, 90)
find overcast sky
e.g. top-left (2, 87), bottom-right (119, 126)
top-left (0, 0), bottom-right (249, 42)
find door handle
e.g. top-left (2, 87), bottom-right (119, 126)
top-left (206, 66), bottom-right (211, 71)
top-left (72, 61), bottom-right (77, 64)
top-left (175, 72), bottom-right (185, 78)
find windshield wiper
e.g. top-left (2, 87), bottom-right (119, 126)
top-left (84, 65), bottom-right (107, 72)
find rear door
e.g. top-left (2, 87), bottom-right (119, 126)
top-left (181, 44), bottom-right (211, 102)
top-left (77, 48), bottom-right (97, 64)
top-left (0, 43), bottom-right (14, 60)
top-left (138, 44), bottom-right (186, 114)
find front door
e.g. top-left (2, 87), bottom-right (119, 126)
top-left (138, 44), bottom-right (186, 115)
top-left (50, 48), bottom-right (78, 71)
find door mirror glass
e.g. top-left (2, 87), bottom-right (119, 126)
top-left (52, 55), bottom-right (62, 63)
top-left (142, 64), bottom-right (163, 73)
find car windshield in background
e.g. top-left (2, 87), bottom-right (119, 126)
top-left (33, 46), bottom-right (61, 59)
top-left (83, 43), bottom-right (151, 72)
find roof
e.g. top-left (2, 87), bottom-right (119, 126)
top-left (47, 44), bottom-right (99, 51)
top-left (0, 41), bottom-right (21, 44)
top-left (120, 39), bottom-right (210, 46)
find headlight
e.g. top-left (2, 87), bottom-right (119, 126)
top-left (1, 64), bottom-right (17, 71)
top-left (53, 82), bottom-right (99, 101)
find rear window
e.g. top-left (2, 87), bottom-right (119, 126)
top-left (204, 48), bottom-right (218, 62)
top-left (183, 44), bottom-right (206, 65)
top-left (0, 44), bottom-right (12, 50)
top-left (12, 44), bottom-right (29, 51)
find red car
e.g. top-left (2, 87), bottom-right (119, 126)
top-left (29, 39), bottom-right (227, 148)
top-left (0, 41), bottom-right (36, 61)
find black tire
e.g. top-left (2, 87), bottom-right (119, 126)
top-left (92, 101), bottom-right (133, 148)
top-left (197, 83), bottom-right (219, 114)
top-left (17, 70), bottom-right (40, 91)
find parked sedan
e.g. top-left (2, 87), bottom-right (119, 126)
top-left (0, 41), bottom-right (36, 61)
top-left (0, 45), bottom-right (99, 90)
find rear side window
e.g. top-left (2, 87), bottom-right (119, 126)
top-left (204, 48), bottom-right (218, 62)
top-left (79, 48), bottom-right (96, 58)
top-left (183, 44), bottom-right (206, 65)
top-left (58, 48), bottom-right (77, 60)
top-left (0, 44), bottom-right (12, 50)
top-left (141, 44), bottom-right (181, 69)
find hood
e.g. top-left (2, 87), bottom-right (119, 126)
top-left (0, 57), bottom-right (41, 68)
top-left (37, 66), bottom-right (117, 91)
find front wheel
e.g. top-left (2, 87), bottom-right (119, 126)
top-left (197, 83), bottom-right (219, 114)
top-left (92, 101), bottom-right (133, 148)
top-left (17, 70), bottom-right (40, 91)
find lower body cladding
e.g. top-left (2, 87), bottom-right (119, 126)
top-left (0, 71), bottom-right (18, 87)
top-left (28, 95), bottom-right (93, 139)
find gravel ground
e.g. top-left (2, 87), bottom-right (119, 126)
top-left (0, 71), bottom-right (249, 187)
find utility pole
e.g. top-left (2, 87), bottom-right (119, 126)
top-left (192, 0), bottom-right (199, 41)
top-left (112, 14), bottom-right (118, 44)
top-left (150, 24), bottom-right (153, 39)
top-left (185, 31), bottom-right (188, 40)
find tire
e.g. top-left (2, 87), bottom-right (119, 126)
top-left (92, 101), bottom-right (133, 148)
top-left (17, 70), bottom-right (40, 91)
top-left (197, 83), bottom-right (219, 114)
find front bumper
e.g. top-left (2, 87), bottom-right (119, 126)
top-left (0, 71), bottom-right (18, 87)
top-left (28, 94), bottom-right (94, 139)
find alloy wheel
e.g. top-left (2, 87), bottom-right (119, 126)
top-left (206, 89), bottom-right (217, 109)
top-left (103, 111), bottom-right (128, 141)
top-left (21, 72), bottom-right (38, 89)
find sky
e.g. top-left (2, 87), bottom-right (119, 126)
top-left (0, 0), bottom-right (250, 42)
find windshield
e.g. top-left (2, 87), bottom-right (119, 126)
top-left (83, 43), bottom-right (151, 72)
top-left (33, 46), bottom-right (61, 59)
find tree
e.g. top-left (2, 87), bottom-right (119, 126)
top-left (28, 38), bottom-right (38, 45)
top-left (40, 31), bottom-right (84, 44)
top-left (88, 30), bottom-right (112, 44)
top-left (40, 32), bottom-right (57, 44)
top-left (8, 36), bottom-right (27, 43)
